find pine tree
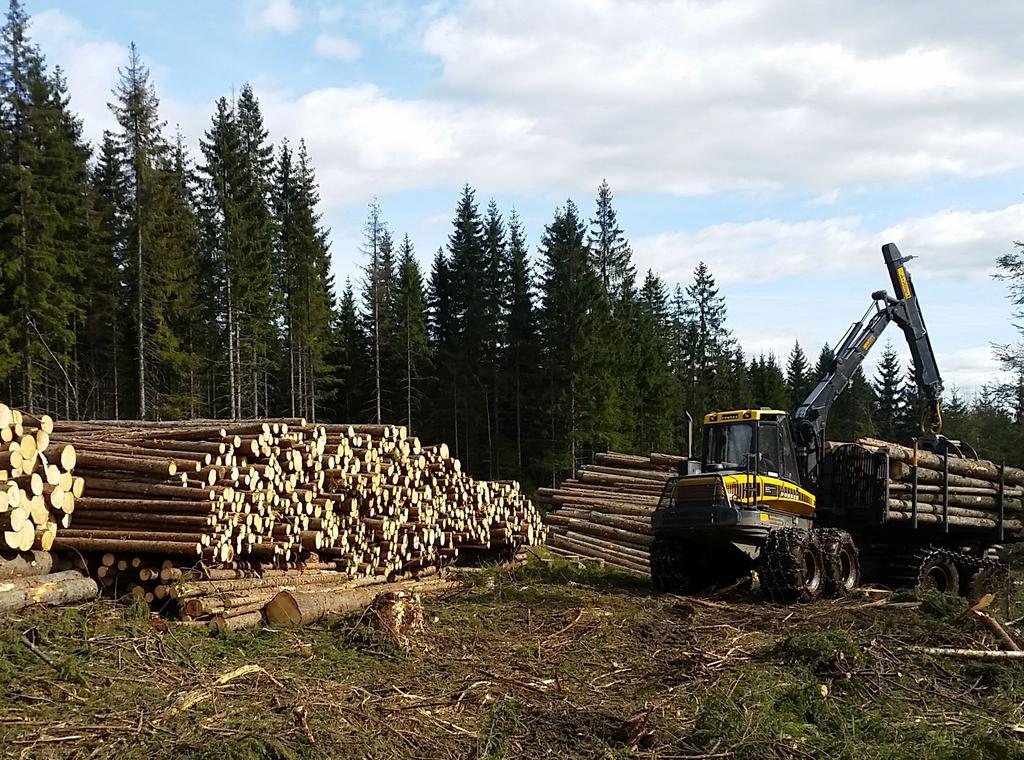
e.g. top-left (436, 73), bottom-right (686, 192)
top-left (872, 342), bottom-right (904, 441)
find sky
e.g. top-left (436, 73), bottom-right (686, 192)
top-left (22, 0), bottom-right (1024, 394)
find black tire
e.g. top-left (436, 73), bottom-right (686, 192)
top-left (962, 563), bottom-right (1008, 604)
top-left (760, 528), bottom-right (825, 603)
top-left (818, 529), bottom-right (861, 598)
top-left (650, 537), bottom-right (689, 593)
top-left (916, 550), bottom-right (960, 595)
top-left (650, 537), bottom-right (721, 595)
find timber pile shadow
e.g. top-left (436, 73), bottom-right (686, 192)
top-left (0, 553), bottom-right (1022, 759)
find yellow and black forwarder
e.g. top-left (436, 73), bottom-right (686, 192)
top-left (652, 244), bottom-right (1006, 602)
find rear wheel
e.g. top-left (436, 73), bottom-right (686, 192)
top-left (916, 550), bottom-right (960, 594)
top-left (818, 529), bottom-right (860, 598)
top-left (960, 561), bottom-right (1008, 604)
top-left (760, 528), bottom-right (824, 603)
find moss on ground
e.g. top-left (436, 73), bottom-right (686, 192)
top-left (0, 554), bottom-right (1021, 759)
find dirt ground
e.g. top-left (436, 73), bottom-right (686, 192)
top-left (0, 554), bottom-right (1022, 759)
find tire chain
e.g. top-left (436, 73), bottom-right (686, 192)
top-left (814, 527), bottom-right (859, 597)
top-left (885, 545), bottom-right (1006, 596)
top-left (760, 527), bottom-right (820, 603)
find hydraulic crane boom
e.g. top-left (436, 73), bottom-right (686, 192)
top-left (792, 243), bottom-right (943, 485)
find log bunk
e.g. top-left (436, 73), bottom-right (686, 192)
top-left (843, 438), bottom-right (1024, 536)
top-left (538, 451), bottom-right (683, 576)
top-left (0, 409), bottom-right (544, 626)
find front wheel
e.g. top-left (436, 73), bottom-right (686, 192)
top-left (760, 528), bottom-right (824, 603)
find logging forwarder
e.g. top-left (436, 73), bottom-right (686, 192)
top-left (650, 244), bottom-right (1009, 602)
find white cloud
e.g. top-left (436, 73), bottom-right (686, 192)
top-left (413, 0), bottom-right (1024, 194)
top-left (631, 203), bottom-right (1024, 286)
top-left (29, 10), bottom-right (127, 142)
top-left (248, 0), bottom-right (300, 34)
top-left (314, 34), bottom-right (362, 61)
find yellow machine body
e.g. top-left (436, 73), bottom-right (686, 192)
top-left (672, 409), bottom-right (816, 519)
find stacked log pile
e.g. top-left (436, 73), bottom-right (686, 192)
top-left (538, 451), bottom-right (683, 575)
top-left (854, 438), bottom-right (1024, 534)
top-left (35, 419), bottom-right (543, 622)
top-left (0, 405), bottom-right (81, 553)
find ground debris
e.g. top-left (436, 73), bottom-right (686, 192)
top-left (0, 555), bottom-right (1021, 759)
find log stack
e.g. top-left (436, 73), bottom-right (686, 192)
top-left (34, 419), bottom-right (543, 620)
top-left (538, 451), bottom-right (684, 575)
top-left (852, 437), bottom-right (1024, 535)
top-left (0, 405), bottom-right (81, 554)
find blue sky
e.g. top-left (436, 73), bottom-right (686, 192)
top-left (24, 0), bottom-right (1024, 393)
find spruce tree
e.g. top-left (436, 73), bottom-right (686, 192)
top-left (358, 200), bottom-right (389, 423)
top-left (872, 342), bottom-right (904, 441)
top-left (109, 42), bottom-right (168, 418)
top-left (633, 270), bottom-right (673, 452)
top-left (81, 132), bottom-right (125, 418)
top-left (393, 235), bottom-right (430, 432)
top-left (500, 209), bottom-right (538, 480)
top-left (587, 179), bottom-right (634, 297)
top-left (446, 185), bottom-right (487, 470)
top-left (785, 341), bottom-right (812, 411)
top-left (234, 84), bottom-right (278, 417)
top-left (536, 200), bottom-right (611, 479)
top-left (197, 96), bottom-right (241, 416)
top-left (0, 1), bottom-right (90, 414)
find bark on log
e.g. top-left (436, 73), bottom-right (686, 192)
top-left (265, 577), bottom-right (457, 626)
top-left (0, 572), bottom-right (98, 613)
top-left (0, 550), bottom-right (54, 580)
top-left (860, 438), bottom-right (1024, 485)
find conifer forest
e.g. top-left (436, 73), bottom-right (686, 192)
top-left (3, 0), bottom-right (1024, 495)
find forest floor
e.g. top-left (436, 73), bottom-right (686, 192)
top-left (0, 555), bottom-right (1023, 760)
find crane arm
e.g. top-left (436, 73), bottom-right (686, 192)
top-left (792, 243), bottom-right (943, 485)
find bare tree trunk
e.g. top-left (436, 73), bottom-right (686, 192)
top-left (20, 187), bottom-right (33, 413)
top-left (226, 281), bottom-right (236, 420)
top-left (515, 363), bottom-right (522, 473)
top-left (136, 197), bottom-right (145, 420)
top-left (308, 346), bottom-right (316, 423)
top-left (288, 316), bottom-right (296, 419)
top-left (405, 306), bottom-right (412, 432)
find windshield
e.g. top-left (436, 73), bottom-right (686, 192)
top-left (705, 422), bottom-right (754, 469)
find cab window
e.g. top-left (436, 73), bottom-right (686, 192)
top-left (757, 421), bottom-right (782, 476)
top-left (705, 422), bottom-right (754, 470)
top-left (779, 422), bottom-right (801, 485)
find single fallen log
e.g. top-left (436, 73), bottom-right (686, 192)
top-left (265, 577), bottom-right (457, 626)
top-left (0, 550), bottom-right (54, 580)
top-left (0, 571), bottom-right (98, 613)
top-left (909, 646), bottom-right (1024, 660)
